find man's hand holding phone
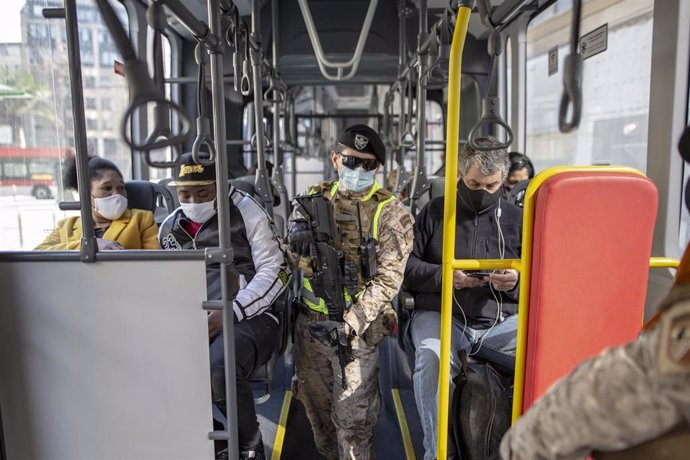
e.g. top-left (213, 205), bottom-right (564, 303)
top-left (453, 270), bottom-right (488, 289)
top-left (488, 269), bottom-right (519, 291)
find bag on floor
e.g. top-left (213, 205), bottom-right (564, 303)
top-left (451, 351), bottom-right (512, 460)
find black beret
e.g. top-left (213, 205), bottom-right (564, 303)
top-left (337, 124), bottom-right (386, 165)
top-left (680, 124), bottom-right (690, 164)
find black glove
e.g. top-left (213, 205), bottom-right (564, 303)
top-left (288, 220), bottom-right (314, 256)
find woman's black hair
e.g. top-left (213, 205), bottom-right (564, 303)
top-left (62, 155), bottom-right (123, 191)
top-left (508, 152), bottom-right (535, 179)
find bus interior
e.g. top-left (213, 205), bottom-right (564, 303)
top-left (0, 0), bottom-right (689, 459)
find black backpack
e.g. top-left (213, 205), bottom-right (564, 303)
top-left (451, 351), bottom-right (512, 460)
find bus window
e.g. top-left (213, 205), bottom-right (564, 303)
top-left (0, 0), bottom-right (130, 250)
top-left (525, 0), bottom-right (654, 172)
top-left (426, 99), bottom-right (445, 174)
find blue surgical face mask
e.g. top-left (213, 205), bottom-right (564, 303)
top-left (339, 165), bottom-right (376, 192)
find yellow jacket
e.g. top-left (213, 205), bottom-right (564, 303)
top-left (35, 209), bottom-right (160, 250)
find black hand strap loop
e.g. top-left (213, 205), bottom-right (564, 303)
top-left (119, 60), bottom-right (190, 164)
top-left (468, 96), bottom-right (513, 151)
top-left (240, 26), bottom-right (252, 96)
top-left (559, 0), bottom-right (583, 133)
top-left (264, 72), bottom-right (285, 104)
top-left (191, 43), bottom-right (216, 165)
top-left (251, 132), bottom-right (272, 150)
top-left (225, 8), bottom-right (243, 93)
top-left (467, 20), bottom-right (513, 150)
top-left (96, 0), bottom-right (190, 162)
top-left (400, 76), bottom-right (416, 148)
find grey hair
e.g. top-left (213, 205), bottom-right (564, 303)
top-left (458, 138), bottom-right (510, 179)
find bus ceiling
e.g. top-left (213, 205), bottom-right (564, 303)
top-left (152, 0), bottom-right (543, 87)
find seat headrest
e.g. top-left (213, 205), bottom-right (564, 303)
top-left (233, 176), bottom-right (280, 206)
top-left (125, 180), bottom-right (158, 212)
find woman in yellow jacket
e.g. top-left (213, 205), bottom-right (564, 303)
top-left (36, 156), bottom-right (160, 250)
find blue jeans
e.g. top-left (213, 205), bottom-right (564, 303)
top-left (410, 309), bottom-right (517, 460)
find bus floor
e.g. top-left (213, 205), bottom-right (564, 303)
top-left (254, 337), bottom-right (425, 459)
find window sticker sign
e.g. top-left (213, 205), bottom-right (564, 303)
top-left (579, 23), bottom-right (608, 60)
top-left (548, 46), bottom-right (558, 76)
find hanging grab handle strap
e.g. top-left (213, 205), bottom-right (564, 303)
top-left (400, 77), bottom-right (416, 148)
top-left (96, 0), bottom-right (190, 164)
top-left (468, 95), bottom-right (513, 150)
top-left (240, 26), bottom-right (252, 96)
top-left (559, 0), bottom-right (583, 133)
top-left (468, 23), bottom-right (513, 151)
top-left (191, 43), bottom-right (216, 165)
top-left (225, 8), bottom-right (242, 93)
top-left (264, 71), bottom-right (285, 104)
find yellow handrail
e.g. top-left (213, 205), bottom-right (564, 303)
top-left (649, 257), bottom-right (680, 268)
top-left (436, 4), bottom-right (472, 459)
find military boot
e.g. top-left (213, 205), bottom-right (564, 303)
top-left (239, 441), bottom-right (266, 460)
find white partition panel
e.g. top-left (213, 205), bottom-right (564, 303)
top-left (0, 259), bottom-right (215, 460)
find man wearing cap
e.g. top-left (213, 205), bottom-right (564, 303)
top-left (158, 153), bottom-right (289, 460)
top-left (287, 124), bottom-right (414, 459)
top-left (499, 126), bottom-right (690, 459)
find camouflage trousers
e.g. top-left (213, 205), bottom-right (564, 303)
top-left (293, 311), bottom-right (381, 460)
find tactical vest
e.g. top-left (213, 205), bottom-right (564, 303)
top-left (301, 181), bottom-right (396, 314)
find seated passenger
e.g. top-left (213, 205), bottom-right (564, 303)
top-left (505, 152), bottom-right (534, 192)
top-left (158, 153), bottom-right (288, 460)
top-left (404, 138), bottom-right (522, 460)
top-left (35, 155), bottom-right (159, 250)
top-left (504, 152), bottom-right (535, 208)
top-left (499, 126), bottom-right (690, 460)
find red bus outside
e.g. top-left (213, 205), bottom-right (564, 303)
top-left (0, 147), bottom-right (70, 199)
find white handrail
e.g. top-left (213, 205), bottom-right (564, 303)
top-left (297, 0), bottom-right (379, 81)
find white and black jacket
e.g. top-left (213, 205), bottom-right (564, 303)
top-left (158, 186), bottom-right (289, 322)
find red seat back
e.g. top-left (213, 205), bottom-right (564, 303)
top-left (522, 171), bottom-right (657, 411)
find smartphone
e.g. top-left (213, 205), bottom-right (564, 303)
top-left (465, 270), bottom-right (492, 278)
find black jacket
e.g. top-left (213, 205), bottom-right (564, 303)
top-left (404, 194), bottom-right (522, 328)
top-left (158, 187), bottom-right (288, 322)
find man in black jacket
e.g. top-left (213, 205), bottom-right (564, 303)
top-left (158, 153), bottom-right (289, 460)
top-left (404, 139), bottom-right (522, 460)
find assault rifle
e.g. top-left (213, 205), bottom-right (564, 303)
top-left (294, 193), bottom-right (357, 389)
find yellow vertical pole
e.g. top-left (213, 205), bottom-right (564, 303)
top-left (436, 5), bottom-right (472, 459)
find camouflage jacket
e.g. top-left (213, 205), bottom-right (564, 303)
top-left (288, 181), bottom-right (414, 337)
top-left (500, 288), bottom-right (690, 459)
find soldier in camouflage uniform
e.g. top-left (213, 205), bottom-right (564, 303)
top-left (500, 127), bottom-right (690, 459)
top-left (287, 125), bottom-right (414, 460)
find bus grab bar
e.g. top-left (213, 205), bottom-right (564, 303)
top-left (436, 4), bottom-right (473, 458)
top-left (559, 0), bottom-right (583, 133)
top-left (297, 0), bottom-right (379, 81)
top-left (47, 0), bottom-right (97, 262)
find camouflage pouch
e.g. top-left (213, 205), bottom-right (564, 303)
top-left (362, 303), bottom-right (398, 346)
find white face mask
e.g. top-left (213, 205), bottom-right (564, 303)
top-left (339, 165), bottom-right (376, 192)
top-left (93, 194), bottom-right (128, 220)
top-left (181, 200), bottom-right (216, 223)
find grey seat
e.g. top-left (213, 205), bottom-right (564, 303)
top-left (125, 180), bottom-right (177, 224)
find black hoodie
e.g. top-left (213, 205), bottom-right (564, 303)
top-left (404, 192), bottom-right (522, 328)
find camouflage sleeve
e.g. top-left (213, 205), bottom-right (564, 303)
top-left (500, 325), bottom-right (690, 460)
top-left (344, 200), bottom-right (414, 336)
